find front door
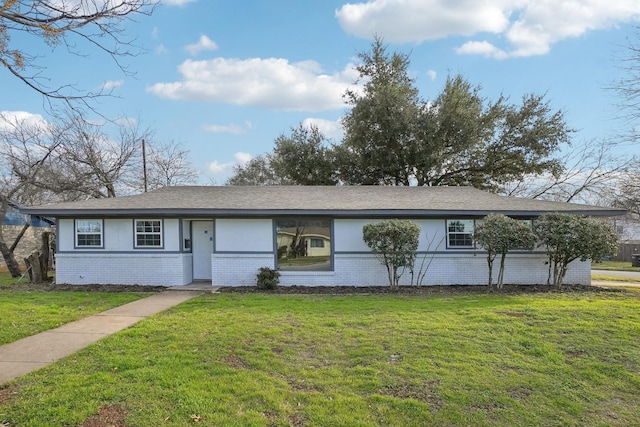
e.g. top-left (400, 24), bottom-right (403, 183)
top-left (192, 221), bottom-right (214, 280)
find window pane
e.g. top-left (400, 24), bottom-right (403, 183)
top-left (77, 220), bottom-right (102, 233)
top-left (135, 220), bottom-right (162, 247)
top-left (310, 238), bottom-right (324, 248)
top-left (276, 219), bottom-right (331, 271)
top-left (137, 234), bottom-right (161, 247)
top-left (77, 233), bottom-right (101, 247)
top-left (447, 220), bottom-right (474, 247)
top-left (76, 220), bottom-right (102, 247)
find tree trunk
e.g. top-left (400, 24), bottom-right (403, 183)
top-left (9, 223), bottom-right (30, 252)
top-left (497, 253), bottom-right (507, 289)
top-left (487, 257), bottom-right (494, 290)
top-left (39, 232), bottom-right (50, 280)
top-left (24, 251), bottom-right (45, 283)
top-left (0, 236), bottom-right (22, 278)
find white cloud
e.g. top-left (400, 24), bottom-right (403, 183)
top-left (336, 0), bottom-right (640, 58)
top-left (185, 35), bottom-right (218, 56)
top-left (301, 118), bottom-right (344, 141)
top-left (234, 152), bottom-right (252, 164)
top-left (336, 0), bottom-right (510, 42)
top-left (455, 41), bottom-right (508, 59)
top-left (208, 152), bottom-right (251, 175)
top-left (426, 70), bottom-right (437, 81)
top-left (147, 58), bottom-right (359, 111)
top-left (155, 44), bottom-right (169, 55)
top-left (0, 111), bottom-right (47, 131)
top-left (202, 121), bottom-right (252, 135)
top-left (101, 80), bottom-right (124, 90)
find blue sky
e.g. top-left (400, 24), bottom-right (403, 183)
top-left (3, 0), bottom-right (640, 183)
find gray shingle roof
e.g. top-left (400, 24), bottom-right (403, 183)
top-left (21, 185), bottom-right (625, 217)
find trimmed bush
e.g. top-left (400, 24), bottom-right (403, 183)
top-left (256, 267), bottom-right (280, 290)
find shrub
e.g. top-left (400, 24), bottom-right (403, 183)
top-left (256, 267), bottom-right (280, 290)
top-left (535, 213), bottom-right (619, 287)
top-left (473, 213), bottom-right (537, 289)
top-left (362, 219), bottom-right (421, 287)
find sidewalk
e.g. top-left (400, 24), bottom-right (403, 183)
top-left (0, 290), bottom-right (203, 385)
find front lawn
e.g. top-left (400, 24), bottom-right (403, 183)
top-left (1, 290), bottom-right (639, 426)
top-left (592, 260), bottom-right (640, 272)
top-left (0, 288), bottom-right (148, 346)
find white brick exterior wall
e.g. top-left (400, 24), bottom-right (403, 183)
top-left (54, 216), bottom-right (592, 287)
top-left (212, 253), bottom-right (274, 286)
top-left (55, 253), bottom-right (193, 286)
top-left (217, 252), bottom-right (591, 287)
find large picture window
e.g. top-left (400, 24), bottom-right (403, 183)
top-left (447, 219), bottom-right (474, 248)
top-left (75, 219), bottom-right (103, 248)
top-left (276, 219), bottom-right (331, 271)
top-left (135, 219), bottom-right (163, 248)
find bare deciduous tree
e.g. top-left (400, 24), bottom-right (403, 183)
top-left (0, 112), bottom-right (66, 276)
top-left (613, 160), bottom-right (640, 218)
top-left (143, 140), bottom-right (200, 190)
top-left (0, 0), bottom-right (158, 110)
top-left (611, 27), bottom-right (640, 143)
top-left (0, 112), bottom-right (191, 276)
top-left (55, 115), bottom-right (150, 198)
top-left (501, 139), bottom-right (631, 205)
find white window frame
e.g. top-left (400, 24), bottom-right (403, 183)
top-left (75, 219), bottom-right (103, 248)
top-left (446, 219), bottom-right (475, 248)
top-left (134, 219), bottom-right (163, 249)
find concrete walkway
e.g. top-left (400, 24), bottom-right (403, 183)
top-left (0, 290), bottom-right (203, 385)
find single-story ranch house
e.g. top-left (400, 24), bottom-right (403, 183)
top-left (21, 186), bottom-right (624, 287)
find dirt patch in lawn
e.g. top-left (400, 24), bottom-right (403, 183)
top-left (80, 404), bottom-right (128, 427)
top-left (0, 385), bottom-right (19, 405)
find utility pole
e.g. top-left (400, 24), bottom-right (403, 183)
top-left (142, 138), bottom-right (148, 193)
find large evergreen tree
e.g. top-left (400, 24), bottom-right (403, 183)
top-left (338, 37), bottom-right (421, 185)
top-left (228, 39), bottom-right (574, 190)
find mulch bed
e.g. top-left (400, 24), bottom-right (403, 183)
top-left (1, 281), bottom-right (624, 295)
top-left (0, 281), bottom-right (166, 293)
top-left (217, 284), bottom-right (621, 295)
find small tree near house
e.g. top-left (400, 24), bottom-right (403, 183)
top-left (535, 213), bottom-right (618, 287)
top-left (362, 219), bottom-right (420, 287)
top-left (473, 214), bottom-right (537, 289)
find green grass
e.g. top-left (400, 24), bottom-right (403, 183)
top-left (0, 271), bottom-right (21, 286)
top-left (0, 273), bottom-right (148, 345)
top-left (592, 260), bottom-right (640, 272)
top-left (1, 291), bottom-right (639, 426)
top-left (278, 255), bottom-right (330, 266)
top-left (592, 274), bottom-right (640, 283)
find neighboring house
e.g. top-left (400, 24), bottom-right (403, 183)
top-left (1, 202), bottom-right (55, 270)
top-left (604, 215), bottom-right (640, 261)
top-left (21, 186), bottom-right (624, 287)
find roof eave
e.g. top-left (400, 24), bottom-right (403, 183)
top-left (20, 207), bottom-right (627, 218)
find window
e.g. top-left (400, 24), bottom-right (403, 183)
top-left (75, 219), bottom-right (103, 248)
top-left (447, 219), bottom-right (474, 248)
top-left (309, 238), bottom-right (325, 248)
top-left (276, 219), bottom-right (331, 271)
top-left (135, 219), bottom-right (163, 248)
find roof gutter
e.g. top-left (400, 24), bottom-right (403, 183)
top-left (20, 208), bottom-right (628, 218)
